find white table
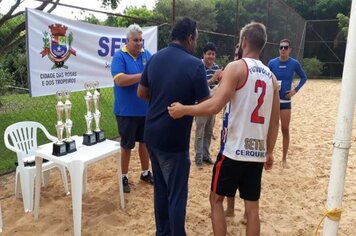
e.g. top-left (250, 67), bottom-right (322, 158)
top-left (33, 136), bottom-right (124, 236)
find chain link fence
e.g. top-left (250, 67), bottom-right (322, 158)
top-left (304, 19), bottom-right (346, 78)
top-left (198, 0), bottom-right (306, 67)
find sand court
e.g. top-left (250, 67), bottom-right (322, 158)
top-left (0, 79), bottom-right (356, 235)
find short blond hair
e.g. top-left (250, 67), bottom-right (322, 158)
top-left (239, 22), bottom-right (267, 53)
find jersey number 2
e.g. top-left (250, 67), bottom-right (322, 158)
top-left (251, 80), bottom-right (266, 124)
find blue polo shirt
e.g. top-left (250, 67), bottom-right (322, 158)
top-left (140, 43), bottom-right (210, 152)
top-left (111, 45), bottom-right (152, 116)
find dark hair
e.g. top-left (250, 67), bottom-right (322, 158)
top-left (280, 38), bottom-right (291, 46)
top-left (171, 17), bottom-right (197, 42)
top-left (239, 22), bottom-right (267, 53)
top-left (203, 42), bottom-right (217, 53)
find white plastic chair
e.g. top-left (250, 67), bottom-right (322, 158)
top-left (4, 121), bottom-right (69, 212)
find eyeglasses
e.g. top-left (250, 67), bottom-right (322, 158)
top-left (279, 45), bottom-right (289, 50)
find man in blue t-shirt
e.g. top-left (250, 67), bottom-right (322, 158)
top-left (268, 39), bottom-right (307, 168)
top-left (138, 17), bottom-right (210, 236)
top-left (111, 24), bottom-right (154, 193)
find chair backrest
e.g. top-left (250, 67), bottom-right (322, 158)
top-left (4, 121), bottom-right (48, 156)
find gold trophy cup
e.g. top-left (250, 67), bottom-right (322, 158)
top-left (63, 90), bottom-right (77, 152)
top-left (82, 82), bottom-right (97, 145)
top-left (52, 91), bottom-right (67, 156)
top-left (92, 81), bottom-right (105, 142)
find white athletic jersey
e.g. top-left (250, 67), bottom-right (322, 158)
top-left (220, 58), bottom-right (274, 162)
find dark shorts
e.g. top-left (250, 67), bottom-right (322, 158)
top-left (116, 116), bottom-right (146, 149)
top-left (280, 102), bottom-right (291, 110)
top-left (211, 153), bottom-right (264, 201)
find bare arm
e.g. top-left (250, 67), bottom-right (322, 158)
top-left (168, 60), bottom-right (246, 118)
top-left (137, 84), bottom-right (149, 101)
top-left (114, 73), bottom-right (142, 87)
top-left (264, 75), bottom-right (280, 170)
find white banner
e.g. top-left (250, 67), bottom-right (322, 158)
top-left (26, 8), bottom-right (158, 97)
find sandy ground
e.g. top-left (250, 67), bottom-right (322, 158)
top-left (1, 79), bottom-right (356, 235)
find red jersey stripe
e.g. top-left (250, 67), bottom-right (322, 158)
top-left (236, 58), bottom-right (249, 90)
top-left (212, 155), bottom-right (226, 193)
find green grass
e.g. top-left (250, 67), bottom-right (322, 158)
top-left (0, 88), bottom-right (118, 174)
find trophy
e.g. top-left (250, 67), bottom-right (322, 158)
top-left (82, 82), bottom-right (97, 145)
top-left (92, 81), bottom-right (105, 142)
top-left (52, 91), bottom-right (67, 156)
top-left (63, 90), bottom-right (77, 153)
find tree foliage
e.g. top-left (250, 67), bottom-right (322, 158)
top-left (0, 65), bottom-right (12, 96)
top-left (284, 0), bottom-right (351, 20)
top-left (155, 0), bottom-right (217, 30)
top-left (116, 6), bottom-right (164, 27)
top-left (154, 0), bottom-right (217, 53)
top-left (301, 57), bottom-right (324, 76)
top-left (336, 13), bottom-right (349, 39)
top-left (83, 13), bottom-right (103, 25)
top-left (100, 0), bottom-right (120, 10)
top-left (0, 0), bottom-right (61, 55)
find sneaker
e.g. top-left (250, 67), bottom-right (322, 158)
top-left (195, 159), bottom-right (203, 168)
top-left (122, 176), bottom-right (131, 193)
top-left (203, 157), bottom-right (214, 165)
top-left (140, 171), bottom-right (154, 184)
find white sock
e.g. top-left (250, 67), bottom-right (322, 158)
top-left (141, 170), bottom-right (149, 176)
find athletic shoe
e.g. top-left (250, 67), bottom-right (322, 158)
top-left (122, 176), bottom-right (131, 193)
top-left (203, 157), bottom-right (214, 165)
top-left (140, 171), bottom-right (154, 184)
top-left (195, 159), bottom-right (203, 168)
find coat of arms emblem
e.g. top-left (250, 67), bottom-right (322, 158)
top-left (41, 24), bottom-right (76, 69)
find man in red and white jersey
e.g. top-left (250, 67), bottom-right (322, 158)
top-left (168, 22), bottom-right (280, 236)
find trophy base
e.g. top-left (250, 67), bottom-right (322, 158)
top-left (52, 142), bottom-right (67, 156)
top-left (95, 130), bottom-right (105, 142)
top-left (64, 139), bottom-right (77, 153)
top-left (83, 133), bottom-right (97, 146)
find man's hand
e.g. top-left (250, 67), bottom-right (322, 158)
top-left (215, 69), bottom-right (223, 81)
top-left (285, 89), bottom-right (297, 99)
top-left (208, 69), bottom-right (223, 85)
top-left (168, 102), bottom-right (185, 119)
top-left (264, 153), bottom-right (274, 170)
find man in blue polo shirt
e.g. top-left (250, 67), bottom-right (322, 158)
top-left (111, 24), bottom-right (154, 193)
top-left (138, 17), bottom-right (210, 236)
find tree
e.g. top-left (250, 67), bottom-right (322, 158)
top-left (336, 13), bottom-right (349, 39)
top-left (155, 0), bottom-right (216, 30)
top-left (0, 0), bottom-right (61, 56)
top-left (116, 6), bottom-right (164, 27)
top-left (284, 0), bottom-right (351, 20)
top-left (154, 0), bottom-right (217, 52)
top-left (83, 13), bottom-right (103, 25)
top-left (0, 0), bottom-right (124, 56)
top-left (101, 0), bottom-right (121, 10)
top-left (301, 57), bottom-right (324, 76)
